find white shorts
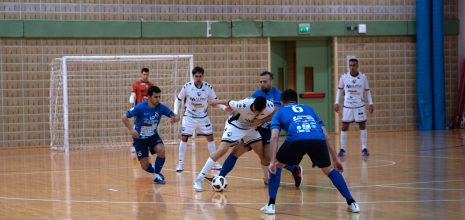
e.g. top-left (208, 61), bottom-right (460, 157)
top-left (181, 116), bottom-right (213, 136)
top-left (342, 106), bottom-right (367, 123)
top-left (221, 123), bottom-right (262, 146)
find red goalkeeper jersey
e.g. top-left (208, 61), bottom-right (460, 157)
top-left (132, 80), bottom-right (155, 104)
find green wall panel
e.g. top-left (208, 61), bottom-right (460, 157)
top-left (23, 20), bottom-right (140, 38)
top-left (142, 21), bottom-right (231, 38)
top-left (210, 21), bottom-right (232, 37)
top-left (0, 19), bottom-right (457, 38)
top-left (0, 20), bottom-right (23, 37)
top-left (345, 21), bottom-right (408, 36)
top-left (143, 21), bottom-right (207, 38)
top-left (264, 21), bottom-right (345, 37)
top-left (232, 20), bottom-right (262, 37)
top-left (444, 19), bottom-right (459, 35)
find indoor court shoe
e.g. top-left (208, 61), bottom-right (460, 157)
top-left (361, 148), bottom-right (370, 156)
top-left (347, 202), bottom-right (360, 213)
top-left (204, 174), bottom-right (216, 182)
top-left (175, 163), bottom-right (183, 173)
top-left (292, 165), bottom-right (303, 188)
top-left (212, 162), bottom-right (222, 170)
top-left (193, 177), bottom-right (204, 192)
top-left (153, 173), bottom-right (166, 184)
top-left (130, 146), bottom-right (136, 153)
top-left (338, 149), bottom-right (346, 158)
top-left (260, 204), bottom-right (276, 214)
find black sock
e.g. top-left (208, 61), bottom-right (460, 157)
top-left (347, 199), bottom-right (356, 205)
top-left (268, 198), bottom-right (276, 205)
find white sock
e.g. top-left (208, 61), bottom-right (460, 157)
top-left (340, 131), bottom-right (348, 150)
top-left (178, 141), bottom-right (187, 164)
top-left (207, 141), bottom-right (216, 154)
top-left (198, 157), bottom-right (215, 177)
top-left (361, 130), bottom-right (367, 150)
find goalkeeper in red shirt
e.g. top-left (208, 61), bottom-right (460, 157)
top-left (129, 68), bottom-right (155, 154)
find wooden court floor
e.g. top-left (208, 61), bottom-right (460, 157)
top-left (1, 130), bottom-right (465, 219)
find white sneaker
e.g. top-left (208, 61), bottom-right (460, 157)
top-left (193, 176), bottom-right (204, 192)
top-left (212, 162), bottom-right (222, 170)
top-left (130, 146), bottom-right (136, 153)
top-left (347, 202), bottom-right (360, 213)
top-left (260, 204), bottom-right (275, 214)
top-left (175, 163), bottom-right (183, 173)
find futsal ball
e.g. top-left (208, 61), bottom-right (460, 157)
top-left (211, 176), bottom-right (228, 192)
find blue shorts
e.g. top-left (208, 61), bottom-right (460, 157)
top-left (134, 134), bottom-right (163, 159)
top-left (276, 139), bottom-right (331, 168)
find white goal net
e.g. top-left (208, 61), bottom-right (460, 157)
top-left (49, 55), bottom-right (193, 152)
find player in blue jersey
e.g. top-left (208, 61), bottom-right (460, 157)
top-left (214, 71), bottom-right (302, 187)
top-left (122, 86), bottom-right (180, 184)
top-left (260, 89), bottom-right (360, 215)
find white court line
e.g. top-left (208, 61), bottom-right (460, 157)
top-left (0, 158), bottom-right (396, 176)
top-left (236, 159), bottom-right (396, 171)
top-left (375, 185), bottom-right (465, 191)
top-left (0, 195), bottom-right (464, 205)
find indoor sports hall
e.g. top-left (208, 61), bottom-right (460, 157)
top-left (1, 1), bottom-right (464, 219)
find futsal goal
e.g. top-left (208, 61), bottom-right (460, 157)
top-left (49, 55), bottom-right (193, 152)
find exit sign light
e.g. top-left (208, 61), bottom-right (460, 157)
top-left (298, 23), bottom-right (311, 34)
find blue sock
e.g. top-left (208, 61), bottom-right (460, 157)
top-left (154, 156), bottom-right (165, 174)
top-left (328, 169), bottom-right (354, 203)
top-left (145, 164), bottom-right (154, 174)
top-left (284, 164), bottom-right (295, 172)
top-left (268, 167), bottom-right (282, 205)
top-left (219, 154), bottom-right (238, 177)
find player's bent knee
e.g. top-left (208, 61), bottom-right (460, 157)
top-left (320, 166), bottom-right (333, 175)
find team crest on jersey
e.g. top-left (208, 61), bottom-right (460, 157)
top-left (150, 113), bottom-right (159, 119)
top-left (197, 92), bottom-right (201, 96)
top-left (352, 79), bottom-right (357, 84)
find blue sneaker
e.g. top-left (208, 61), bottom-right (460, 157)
top-left (338, 149), bottom-right (346, 158)
top-left (361, 148), bottom-right (370, 156)
top-left (153, 173), bottom-right (166, 184)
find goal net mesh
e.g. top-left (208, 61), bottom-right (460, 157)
top-left (49, 55), bottom-right (192, 152)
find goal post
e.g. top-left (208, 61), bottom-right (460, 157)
top-left (49, 55), bottom-right (194, 152)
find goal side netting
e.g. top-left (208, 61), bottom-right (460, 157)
top-left (49, 55), bottom-right (193, 152)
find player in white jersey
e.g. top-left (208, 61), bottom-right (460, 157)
top-left (173, 66), bottom-right (226, 172)
top-left (334, 58), bottom-right (374, 158)
top-left (193, 96), bottom-right (275, 192)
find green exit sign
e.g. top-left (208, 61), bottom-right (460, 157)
top-left (298, 23), bottom-right (311, 34)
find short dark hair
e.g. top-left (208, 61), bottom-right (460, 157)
top-left (141, 67), bottom-right (149, 73)
top-left (281, 89), bottom-right (298, 104)
top-left (349, 58), bottom-right (358, 63)
top-left (147, 86), bottom-right (161, 96)
top-left (253, 96), bottom-right (267, 112)
top-left (192, 66), bottom-right (204, 75)
top-left (260, 71), bottom-right (273, 80)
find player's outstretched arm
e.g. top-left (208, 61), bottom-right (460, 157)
top-left (173, 97), bottom-right (181, 115)
top-left (208, 99), bottom-right (229, 106)
top-left (170, 114), bottom-right (180, 123)
top-left (121, 114), bottom-right (139, 138)
top-left (129, 92), bottom-right (136, 107)
top-left (268, 128), bottom-right (280, 174)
